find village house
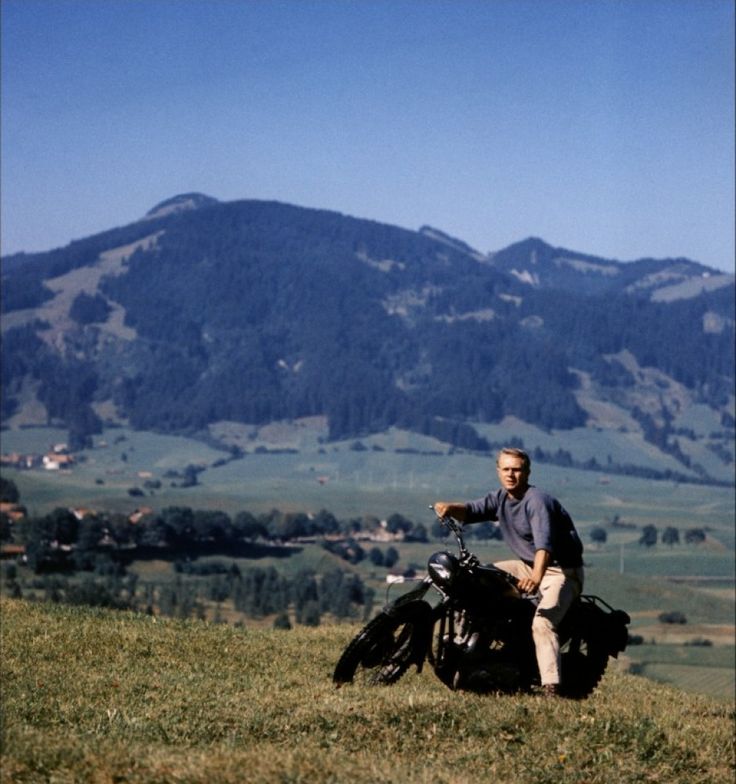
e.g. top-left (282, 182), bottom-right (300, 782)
top-left (42, 453), bottom-right (75, 471)
top-left (368, 525), bottom-right (405, 543)
top-left (0, 543), bottom-right (27, 562)
top-left (128, 507), bottom-right (154, 525)
top-left (0, 502), bottom-right (27, 522)
top-left (0, 453), bottom-right (42, 470)
top-left (71, 508), bottom-right (97, 521)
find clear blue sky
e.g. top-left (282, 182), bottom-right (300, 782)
top-left (2, 0), bottom-right (734, 271)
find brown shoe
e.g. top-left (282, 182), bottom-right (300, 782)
top-left (541, 684), bottom-right (559, 697)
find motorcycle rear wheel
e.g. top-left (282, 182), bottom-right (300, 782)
top-left (559, 626), bottom-right (610, 698)
top-left (333, 601), bottom-right (433, 686)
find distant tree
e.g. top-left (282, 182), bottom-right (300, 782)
top-left (684, 637), bottom-right (713, 647)
top-left (342, 517), bottom-right (365, 535)
top-left (658, 611), bottom-right (687, 624)
top-left (273, 612), bottom-right (291, 630)
top-left (291, 569), bottom-right (319, 615)
top-left (299, 600), bottom-right (321, 627)
top-left (369, 547), bottom-right (385, 567)
top-left (67, 405), bottom-right (102, 450)
top-left (661, 527), bottom-right (680, 547)
top-left (0, 514), bottom-right (12, 542)
top-left (180, 465), bottom-right (200, 487)
top-left (344, 539), bottom-right (365, 565)
top-left (193, 510), bottom-right (233, 542)
top-left (684, 528), bottom-right (706, 545)
top-left (469, 522), bottom-right (502, 541)
top-left (73, 515), bottom-right (108, 570)
top-left (386, 514), bottom-right (413, 535)
top-left (207, 575), bottom-right (231, 604)
top-left (639, 525), bottom-right (658, 547)
top-left (69, 292), bottom-right (111, 325)
top-left (137, 515), bottom-right (174, 548)
top-left (48, 507), bottom-right (79, 545)
top-left (311, 509), bottom-right (340, 535)
top-left (0, 477), bottom-right (19, 503)
top-left (406, 523), bottom-right (428, 543)
top-left (384, 546), bottom-right (400, 568)
top-left (233, 511), bottom-right (268, 540)
top-left (590, 526), bottom-right (608, 544)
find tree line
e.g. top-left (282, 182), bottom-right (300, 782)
top-left (7, 563), bottom-right (375, 629)
top-left (6, 505), bottom-right (433, 573)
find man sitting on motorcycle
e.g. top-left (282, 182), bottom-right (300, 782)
top-left (433, 447), bottom-right (584, 696)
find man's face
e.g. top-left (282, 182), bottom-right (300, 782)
top-left (496, 454), bottom-right (530, 497)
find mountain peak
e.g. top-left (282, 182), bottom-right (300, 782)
top-left (144, 193), bottom-right (219, 220)
top-left (418, 226), bottom-right (486, 261)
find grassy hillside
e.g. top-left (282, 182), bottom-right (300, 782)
top-left (1, 599), bottom-right (734, 784)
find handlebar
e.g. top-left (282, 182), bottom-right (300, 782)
top-left (429, 505), bottom-right (529, 596)
top-left (429, 505), bottom-right (472, 561)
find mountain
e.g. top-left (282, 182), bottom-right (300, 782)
top-left (1, 194), bottom-right (733, 482)
top-left (489, 236), bottom-right (734, 301)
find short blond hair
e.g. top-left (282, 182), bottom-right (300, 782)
top-left (496, 447), bottom-right (531, 472)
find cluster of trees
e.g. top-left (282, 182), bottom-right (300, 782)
top-left (15, 507), bottom-right (301, 572)
top-left (69, 292), bottom-right (112, 325)
top-left (1, 213), bottom-right (174, 313)
top-left (0, 320), bottom-right (102, 447)
top-left (2, 478), bottom-right (384, 625)
top-left (3, 561), bottom-right (373, 627)
top-left (588, 523), bottom-right (708, 547)
top-left (1, 495), bottom-right (436, 575)
top-left (638, 525), bottom-right (707, 548)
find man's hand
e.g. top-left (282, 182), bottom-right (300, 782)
top-left (432, 502), bottom-right (467, 522)
top-left (519, 550), bottom-right (552, 594)
top-left (517, 576), bottom-right (541, 594)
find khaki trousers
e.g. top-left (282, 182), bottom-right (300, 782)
top-left (494, 560), bottom-right (584, 686)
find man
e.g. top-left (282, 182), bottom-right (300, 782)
top-left (433, 447), bottom-right (584, 696)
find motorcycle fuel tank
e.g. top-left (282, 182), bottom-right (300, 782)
top-left (427, 551), bottom-right (459, 588)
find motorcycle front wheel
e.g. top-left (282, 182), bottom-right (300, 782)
top-left (333, 601), bottom-right (433, 686)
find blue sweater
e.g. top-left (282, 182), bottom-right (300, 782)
top-left (465, 486), bottom-right (583, 568)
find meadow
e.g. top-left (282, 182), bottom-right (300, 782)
top-left (2, 425), bottom-right (734, 704)
top-left (3, 425), bottom-right (735, 537)
top-left (1, 598), bottom-right (734, 784)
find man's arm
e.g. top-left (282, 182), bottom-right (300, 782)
top-left (432, 502), bottom-right (468, 522)
top-left (518, 549), bottom-right (551, 594)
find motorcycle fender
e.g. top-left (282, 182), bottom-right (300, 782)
top-left (606, 610), bottom-right (631, 657)
top-left (565, 599), bottom-right (630, 658)
top-left (409, 602), bottom-right (435, 672)
top-left (384, 579), bottom-right (432, 614)
top-left (385, 598), bottom-right (435, 672)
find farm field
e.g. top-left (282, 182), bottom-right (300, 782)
top-left (624, 644), bottom-right (735, 702)
top-left (3, 425), bottom-right (735, 535)
top-left (2, 425), bottom-right (733, 703)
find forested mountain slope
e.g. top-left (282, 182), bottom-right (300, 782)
top-left (1, 194), bottom-right (733, 480)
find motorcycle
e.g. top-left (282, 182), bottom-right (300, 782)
top-left (334, 512), bottom-right (630, 698)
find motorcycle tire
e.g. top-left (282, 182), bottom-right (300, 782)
top-left (333, 601), bottom-right (433, 686)
top-left (559, 624), bottom-right (610, 699)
